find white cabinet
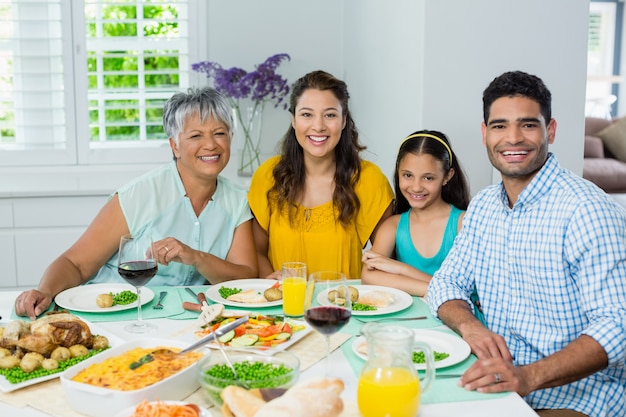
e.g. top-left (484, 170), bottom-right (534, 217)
top-left (0, 195), bottom-right (107, 290)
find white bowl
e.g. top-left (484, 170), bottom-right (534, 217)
top-left (60, 338), bottom-right (204, 417)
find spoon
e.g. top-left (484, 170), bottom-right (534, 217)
top-left (129, 315), bottom-right (249, 369)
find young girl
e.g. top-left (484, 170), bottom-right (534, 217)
top-left (361, 130), bottom-right (470, 297)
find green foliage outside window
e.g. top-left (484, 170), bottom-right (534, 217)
top-left (86, 2), bottom-right (181, 142)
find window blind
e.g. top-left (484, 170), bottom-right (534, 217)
top-left (85, 0), bottom-right (189, 146)
top-left (0, 0), bottom-right (67, 150)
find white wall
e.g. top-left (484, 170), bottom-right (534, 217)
top-left (344, 0), bottom-right (589, 193)
top-left (200, 0), bottom-right (589, 194)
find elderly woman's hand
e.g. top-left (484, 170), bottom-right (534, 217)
top-left (154, 237), bottom-right (195, 267)
top-left (14, 289), bottom-right (53, 320)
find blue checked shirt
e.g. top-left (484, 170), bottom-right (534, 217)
top-left (427, 154), bottom-right (626, 416)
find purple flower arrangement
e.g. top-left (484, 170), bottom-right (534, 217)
top-left (191, 54), bottom-right (291, 175)
top-left (192, 53), bottom-right (291, 108)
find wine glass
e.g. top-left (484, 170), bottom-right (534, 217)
top-left (304, 271), bottom-right (352, 375)
top-left (117, 234), bottom-right (158, 334)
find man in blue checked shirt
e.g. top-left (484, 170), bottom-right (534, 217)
top-left (427, 71), bottom-right (626, 417)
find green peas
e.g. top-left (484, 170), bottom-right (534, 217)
top-left (0, 347), bottom-right (109, 384)
top-left (218, 286), bottom-right (242, 299)
top-left (204, 360), bottom-right (293, 389)
top-left (412, 350), bottom-right (450, 364)
top-left (352, 303), bottom-right (377, 311)
top-left (111, 290), bottom-right (138, 306)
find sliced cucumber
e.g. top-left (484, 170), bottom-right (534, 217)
top-left (218, 330), bottom-right (235, 343)
top-left (229, 334), bottom-right (259, 347)
top-left (275, 332), bottom-right (291, 341)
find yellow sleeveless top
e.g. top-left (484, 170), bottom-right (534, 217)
top-left (248, 156), bottom-right (393, 278)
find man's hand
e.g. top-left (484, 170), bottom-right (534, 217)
top-left (459, 357), bottom-right (533, 396)
top-left (462, 325), bottom-right (513, 361)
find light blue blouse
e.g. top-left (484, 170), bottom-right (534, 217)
top-left (89, 161), bottom-right (252, 286)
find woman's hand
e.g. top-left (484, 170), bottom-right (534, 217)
top-left (14, 289), bottom-right (53, 320)
top-left (154, 237), bottom-right (193, 266)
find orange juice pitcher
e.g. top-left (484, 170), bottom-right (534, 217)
top-left (357, 323), bottom-right (435, 417)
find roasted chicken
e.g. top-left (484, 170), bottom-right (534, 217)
top-left (1, 313), bottom-right (94, 355)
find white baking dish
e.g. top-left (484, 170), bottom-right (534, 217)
top-left (60, 338), bottom-right (205, 417)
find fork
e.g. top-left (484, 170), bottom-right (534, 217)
top-left (353, 316), bottom-right (427, 323)
top-left (152, 291), bottom-right (167, 309)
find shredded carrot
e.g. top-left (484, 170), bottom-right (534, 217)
top-left (131, 399), bottom-right (200, 417)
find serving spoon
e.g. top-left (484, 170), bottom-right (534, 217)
top-left (129, 315), bottom-right (249, 369)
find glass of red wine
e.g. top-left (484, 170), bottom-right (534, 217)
top-left (117, 234), bottom-right (158, 334)
top-left (304, 271), bottom-right (352, 375)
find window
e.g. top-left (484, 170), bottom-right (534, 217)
top-left (586, 0), bottom-right (623, 118)
top-left (0, 0), bottom-right (200, 167)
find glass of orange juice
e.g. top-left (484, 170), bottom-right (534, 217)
top-left (357, 323), bottom-right (435, 417)
top-left (281, 262), bottom-right (307, 317)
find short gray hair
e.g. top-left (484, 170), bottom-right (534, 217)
top-left (162, 86), bottom-right (233, 145)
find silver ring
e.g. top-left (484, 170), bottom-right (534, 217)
top-left (164, 246), bottom-right (170, 252)
top-left (494, 373), bottom-right (501, 384)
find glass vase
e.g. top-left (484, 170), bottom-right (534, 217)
top-left (232, 102), bottom-right (264, 177)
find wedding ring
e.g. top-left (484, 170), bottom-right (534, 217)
top-left (164, 246), bottom-right (170, 253)
top-left (494, 373), bottom-right (501, 384)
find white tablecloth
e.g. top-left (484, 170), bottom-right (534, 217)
top-left (0, 290), bottom-right (537, 417)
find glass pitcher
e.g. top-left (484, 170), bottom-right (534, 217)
top-left (357, 323), bottom-right (435, 417)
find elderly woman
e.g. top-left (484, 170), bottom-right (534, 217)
top-left (15, 87), bottom-right (258, 319)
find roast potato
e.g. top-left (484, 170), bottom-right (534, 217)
top-left (50, 346), bottom-right (71, 362)
top-left (0, 355), bottom-right (20, 370)
top-left (92, 335), bottom-right (110, 351)
top-left (96, 293), bottom-right (114, 308)
top-left (264, 287), bottom-right (283, 301)
top-left (69, 344), bottom-right (89, 358)
top-left (41, 358), bottom-right (59, 371)
top-left (337, 286), bottom-right (359, 303)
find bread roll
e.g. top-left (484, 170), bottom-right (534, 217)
top-left (221, 385), bottom-right (266, 417)
top-left (292, 376), bottom-right (344, 394)
top-left (253, 387), bottom-right (343, 417)
top-left (220, 378), bottom-right (345, 417)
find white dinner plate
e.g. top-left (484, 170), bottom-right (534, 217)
top-left (55, 283), bottom-right (155, 313)
top-left (206, 279), bottom-right (282, 308)
top-left (0, 319), bottom-right (124, 392)
top-left (114, 401), bottom-right (212, 417)
top-left (316, 285), bottom-right (413, 316)
top-left (352, 329), bottom-right (471, 370)
top-left (193, 316), bottom-right (313, 353)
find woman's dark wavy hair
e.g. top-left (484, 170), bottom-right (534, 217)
top-left (269, 70), bottom-right (365, 227)
top-left (394, 130), bottom-right (470, 214)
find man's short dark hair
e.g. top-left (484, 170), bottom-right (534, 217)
top-left (482, 71), bottom-right (552, 124)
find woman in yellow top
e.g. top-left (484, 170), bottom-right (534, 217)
top-left (248, 70), bottom-right (394, 279)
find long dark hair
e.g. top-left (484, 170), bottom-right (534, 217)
top-left (269, 70), bottom-right (365, 227)
top-left (394, 130), bottom-right (470, 214)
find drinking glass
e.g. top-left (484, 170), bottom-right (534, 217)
top-left (281, 262), bottom-right (307, 318)
top-left (117, 234), bottom-right (158, 334)
top-left (304, 271), bottom-right (352, 375)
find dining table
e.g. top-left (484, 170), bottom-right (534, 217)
top-left (0, 283), bottom-right (539, 417)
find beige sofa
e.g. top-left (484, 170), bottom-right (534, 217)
top-left (583, 117), bottom-right (626, 193)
